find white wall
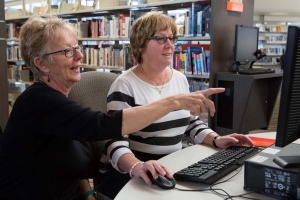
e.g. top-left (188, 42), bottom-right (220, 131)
top-left (254, 0), bottom-right (300, 15)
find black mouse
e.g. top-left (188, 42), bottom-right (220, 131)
top-left (147, 171), bottom-right (176, 189)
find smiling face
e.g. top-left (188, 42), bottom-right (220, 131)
top-left (47, 30), bottom-right (83, 87)
top-left (141, 25), bottom-right (175, 68)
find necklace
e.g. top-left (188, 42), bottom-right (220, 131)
top-left (140, 65), bottom-right (167, 95)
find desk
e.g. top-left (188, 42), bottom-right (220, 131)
top-left (115, 132), bottom-right (276, 200)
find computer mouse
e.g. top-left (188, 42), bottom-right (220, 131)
top-left (147, 171), bottom-right (176, 189)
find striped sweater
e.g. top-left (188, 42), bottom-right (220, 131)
top-left (100, 68), bottom-right (214, 173)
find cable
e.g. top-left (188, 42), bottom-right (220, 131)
top-left (230, 62), bottom-right (238, 73)
top-left (173, 166), bottom-right (244, 199)
top-left (174, 187), bottom-right (233, 200)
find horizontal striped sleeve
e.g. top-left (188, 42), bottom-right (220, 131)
top-left (107, 91), bottom-right (135, 107)
top-left (185, 116), bottom-right (214, 144)
top-left (106, 140), bottom-right (134, 173)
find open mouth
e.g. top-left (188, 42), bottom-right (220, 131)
top-left (70, 66), bottom-right (80, 70)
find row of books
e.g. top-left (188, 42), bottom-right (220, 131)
top-left (261, 47), bottom-right (285, 55)
top-left (7, 42), bottom-right (211, 75)
top-left (73, 14), bottom-right (131, 38)
top-left (7, 23), bottom-right (21, 39)
top-left (7, 65), bottom-right (33, 82)
top-left (171, 44), bottom-right (210, 75)
top-left (7, 45), bottom-right (21, 61)
top-left (172, 4), bottom-right (211, 37)
top-left (7, 4), bottom-right (212, 39)
top-left (81, 44), bottom-right (136, 70)
top-left (80, 44), bottom-right (211, 75)
top-left (7, 44), bottom-right (211, 76)
top-left (264, 35), bottom-right (287, 42)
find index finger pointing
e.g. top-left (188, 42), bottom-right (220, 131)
top-left (201, 88), bottom-right (225, 97)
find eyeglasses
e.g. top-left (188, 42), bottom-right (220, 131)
top-left (147, 35), bottom-right (178, 44)
top-left (44, 45), bottom-right (82, 58)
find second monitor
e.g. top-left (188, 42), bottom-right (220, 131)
top-left (232, 24), bottom-right (275, 74)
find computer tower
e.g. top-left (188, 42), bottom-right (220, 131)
top-left (244, 143), bottom-right (300, 199)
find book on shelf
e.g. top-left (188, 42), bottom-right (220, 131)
top-left (197, 10), bottom-right (203, 37)
top-left (187, 46), bottom-right (209, 75)
top-left (130, 10), bottom-right (148, 29)
top-left (181, 44), bottom-right (210, 51)
top-left (168, 10), bottom-right (185, 37)
top-left (184, 9), bottom-right (191, 37)
top-left (194, 53), bottom-right (203, 75)
top-left (7, 23), bottom-right (22, 39)
top-left (200, 5), bottom-right (211, 36)
top-left (204, 50), bottom-right (210, 73)
top-left (182, 4), bottom-right (211, 37)
top-left (118, 13), bottom-right (130, 38)
top-left (123, 44), bottom-right (136, 70)
top-left (91, 19), bottom-right (98, 38)
top-left (191, 3), bottom-right (203, 37)
top-left (77, 21), bottom-right (89, 38)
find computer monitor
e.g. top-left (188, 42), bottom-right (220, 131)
top-left (234, 25), bottom-right (259, 64)
top-left (275, 25), bottom-right (300, 148)
top-left (272, 26), bottom-right (300, 170)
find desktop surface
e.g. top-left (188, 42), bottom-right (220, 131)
top-left (115, 132), bottom-right (277, 200)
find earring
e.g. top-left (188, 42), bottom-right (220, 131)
top-left (47, 74), bottom-right (50, 82)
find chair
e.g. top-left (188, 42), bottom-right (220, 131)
top-left (68, 71), bottom-right (118, 187)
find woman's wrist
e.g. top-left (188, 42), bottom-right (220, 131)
top-left (212, 135), bottom-right (220, 148)
top-left (84, 190), bottom-right (96, 200)
top-left (129, 161), bottom-right (144, 178)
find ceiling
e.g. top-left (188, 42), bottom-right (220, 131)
top-left (254, 0), bottom-right (300, 16)
top-left (4, 0), bottom-right (300, 16)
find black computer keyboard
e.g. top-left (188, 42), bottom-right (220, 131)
top-left (238, 68), bottom-right (275, 75)
top-left (173, 146), bottom-right (260, 185)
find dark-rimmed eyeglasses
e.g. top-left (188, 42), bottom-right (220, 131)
top-left (44, 45), bottom-right (82, 58)
top-left (147, 35), bottom-right (178, 44)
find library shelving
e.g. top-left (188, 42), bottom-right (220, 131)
top-left (253, 22), bottom-right (288, 70)
top-left (1, 0), bottom-right (257, 131)
top-left (5, 0), bottom-right (212, 76)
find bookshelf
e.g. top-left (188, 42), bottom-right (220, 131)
top-left (0, 0), bottom-right (256, 130)
top-left (5, 0), bottom-right (212, 73)
top-left (253, 21), bottom-right (288, 69)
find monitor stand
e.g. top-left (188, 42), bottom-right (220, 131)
top-left (273, 155), bottom-right (300, 168)
top-left (248, 53), bottom-right (267, 70)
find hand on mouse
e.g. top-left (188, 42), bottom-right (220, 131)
top-left (131, 160), bottom-right (173, 185)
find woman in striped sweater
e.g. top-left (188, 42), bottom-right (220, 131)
top-left (96, 11), bottom-right (253, 199)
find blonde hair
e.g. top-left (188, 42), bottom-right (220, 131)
top-left (19, 15), bottom-right (77, 80)
top-left (129, 11), bottom-right (177, 64)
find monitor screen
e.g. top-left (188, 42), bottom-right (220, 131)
top-left (275, 25), bottom-right (300, 148)
top-left (234, 25), bottom-right (259, 63)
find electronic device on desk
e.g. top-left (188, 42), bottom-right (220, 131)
top-left (173, 146), bottom-right (260, 185)
top-left (244, 25), bottom-right (300, 200)
top-left (238, 67), bottom-right (275, 75)
top-left (230, 25), bottom-right (275, 75)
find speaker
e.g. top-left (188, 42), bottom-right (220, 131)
top-left (217, 80), bottom-right (234, 129)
